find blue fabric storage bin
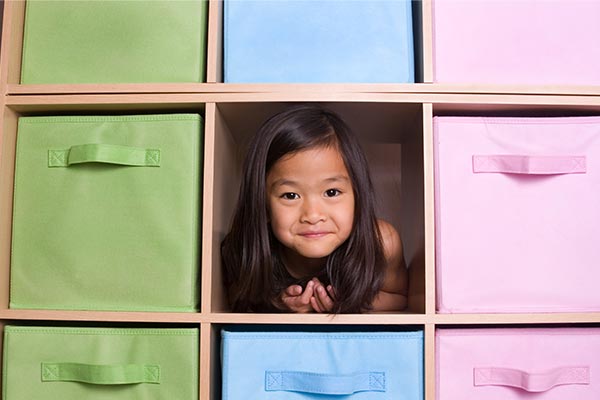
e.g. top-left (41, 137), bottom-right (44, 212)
top-left (224, 0), bottom-right (415, 83)
top-left (221, 329), bottom-right (424, 400)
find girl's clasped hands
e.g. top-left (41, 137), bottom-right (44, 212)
top-left (282, 278), bottom-right (336, 313)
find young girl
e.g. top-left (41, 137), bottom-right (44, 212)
top-left (221, 105), bottom-right (408, 313)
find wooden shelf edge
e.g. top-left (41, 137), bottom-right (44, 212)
top-left (6, 93), bottom-right (600, 111)
top-left (7, 83), bottom-right (600, 96)
top-left (0, 309), bottom-right (206, 323)
top-left (207, 313), bottom-right (429, 325)
top-left (1, 309), bottom-right (599, 327)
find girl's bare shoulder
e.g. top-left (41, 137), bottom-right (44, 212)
top-left (376, 219), bottom-right (403, 260)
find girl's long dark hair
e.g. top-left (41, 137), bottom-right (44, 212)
top-left (221, 105), bottom-right (385, 313)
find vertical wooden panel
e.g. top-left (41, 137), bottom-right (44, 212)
top-left (201, 103), bottom-right (217, 314)
top-left (199, 322), bottom-right (213, 400)
top-left (424, 323), bottom-right (436, 400)
top-left (2, 1), bottom-right (25, 87)
top-left (206, 0), bottom-right (223, 83)
top-left (422, 103), bottom-right (435, 315)
top-left (209, 103), bottom-right (243, 312)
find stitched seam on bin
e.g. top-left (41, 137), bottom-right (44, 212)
top-left (189, 117), bottom-right (201, 310)
top-left (431, 0), bottom-right (438, 81)
top-left (18, 114), bottom-right (201, 124)
top-left (370, 372), bottom-right (385, 390)
top-left (192, 329), bottom-right (199, 399)
top-left (221, 333), bottom-right (423, 340)
top-left (223, 0), bottom-right (229, 81)
top-left (145, 150), bottom-right (160, 166)
top-left (436, 116), bottom-right (600, 125)
top-left (10, 119), bottom-right (26, 307)
top-left (404, 0), bottom-right (413, 83)
top-left (2, 332), bottom-right (9, 400)
top-left (222, 334), bottom-right (230, 400)
top-left (145, 365), bottom-right (160, 382)
top-left (9, 302), bottom-right (197, 312)
top-left (440, 305), bottom-right (600, 313)
top-left (5, 327), bottom-right (199, 336)
top-left (433, 120), bottom-right (446, 313)
top-left (436, 328), bottom-right (600, 337)
top-left (21, 0), bottom-right (33, 83)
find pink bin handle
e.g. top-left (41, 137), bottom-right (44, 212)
top-left (473, 366), bottom-right (590, 392)
top-left (472, 155), bottom-right (586, 175)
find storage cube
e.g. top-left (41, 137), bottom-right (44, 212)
top-left (10, 114), bottom-right (202, 312)
top-left (432, 0), bottom-right (600, 85)
top-left (221, 329), bottom-right (423, 400)
top-left (437, 328), bottom-right (600, 399)
top-left (224, 0), bottom-right (415, 83)
top-left (2, 325), bottom-right (199, 400)
top-left (434, 116), bottom-right (600, 313)
top-left (21, 1), bottom-right (208, 84)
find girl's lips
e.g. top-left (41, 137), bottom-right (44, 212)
top-left (299, 231), bottom-right (329, 238)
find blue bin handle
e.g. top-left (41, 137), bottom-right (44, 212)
top-left (265, 371), bottom-right (386, 395)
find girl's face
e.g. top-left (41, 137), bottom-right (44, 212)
top-left (266, 145), bottom-right (355, 266)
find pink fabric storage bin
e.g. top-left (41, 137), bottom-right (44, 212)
top-left (436, 328), bottom-right (600, 400)
top-left (432, 0), bottom-right (600, 85)
top-left (434, 116), bottom-right (600, 313)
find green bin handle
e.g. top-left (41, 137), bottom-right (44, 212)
top-left (41, 362), bottom-right (160, 385)
top-left (48, 144), bottom-right (160, 167)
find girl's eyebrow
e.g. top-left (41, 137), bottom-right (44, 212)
top-left (323, 175), bottom-right (350, 184)
top-left (269, 175), bottom-right (351, 190)
top-left (269, 178), bottom-right (298, 190)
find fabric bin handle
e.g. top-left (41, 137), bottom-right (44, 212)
top-left (474, 366), bottom-right (589, 392)
top-left (41, 362), bottom-right (160, 385)
top-left (265, 371), bottom-right (386, 395)
top-left (472, 155), bottom-right (586, 175)
top-left (48, 144), bottom-right (161, 167)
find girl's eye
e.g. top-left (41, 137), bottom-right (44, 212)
top-left (325, 189), bottom-right (341, 197)
top-left (281, 192), bottom-right (300, 200)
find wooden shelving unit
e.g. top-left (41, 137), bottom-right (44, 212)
top-left (2, 1), bottom-right (600, 399)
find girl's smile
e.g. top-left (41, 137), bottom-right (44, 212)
top-left (266, 145), bottom-right (355, 273)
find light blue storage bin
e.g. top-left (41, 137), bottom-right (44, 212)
top-left (224, 0), bottom-right (415, 83)
top-left (221, 328), bottom-right (424, 400)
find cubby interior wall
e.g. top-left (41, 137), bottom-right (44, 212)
top-left (212, 101), bottom-right (426, 313)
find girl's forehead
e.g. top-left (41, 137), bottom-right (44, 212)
top-left (267, 146), bottom-right (352, 185)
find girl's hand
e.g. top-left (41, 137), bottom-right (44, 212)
top-left (310, 277), bottom-right (335, 313)
top-left (281, 280), bottom-right (315, 313)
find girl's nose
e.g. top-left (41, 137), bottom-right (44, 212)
top-left (300, 198), bottom-right (325, 224)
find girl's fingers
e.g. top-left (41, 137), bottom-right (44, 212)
top-left (326, 285), bottom-right (336, 300)
top-left (284, 285), bottom-right (302, 296)
top-left (316, 285), bottom-right (334, 311)
top-left (310, 296), bottom-right (322, 313)
top-left (299, 280), bottom-right (314, 304)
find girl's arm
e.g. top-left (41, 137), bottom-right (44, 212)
top-left (370, 219), bottom-right (408, 312)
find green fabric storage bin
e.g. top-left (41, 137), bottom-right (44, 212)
top-left (2, 326), bottom-right (199, 400)
top-left (21, 0), bottom-right (208, 84)
top-left (10, 114), bottom-right (202, 312)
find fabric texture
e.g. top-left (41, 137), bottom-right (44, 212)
top-left (221, 329), bottom-right (423, 400)
top-left (224, 0), bottom-right (414, 83)
top-left (434, 116), bottom-right (600, 313)
top-left (3, 326), bottom-right (198, 400)
top-left (436, 328), bottom-right (600, 399)
top-left (432, 0), bottom-right (600, 85)
top-left (21, 0), bottom-right (207, 83)
top-left (10, 114), bottom-right (202, 312)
